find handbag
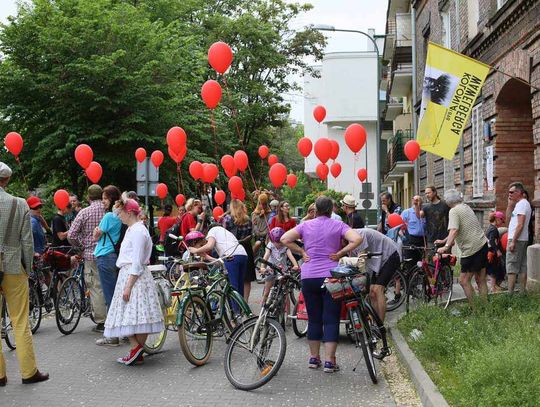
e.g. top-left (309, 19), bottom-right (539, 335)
top-left (0, 199), bottom-right (18, 287)
top-left (154, 277), bottom-right (172, 309)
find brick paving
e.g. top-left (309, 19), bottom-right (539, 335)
top-left (1, 284), bottom-right (396, 407)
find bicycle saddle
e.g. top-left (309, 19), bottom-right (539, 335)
top-left (330, 265), bottom-right (360, 278)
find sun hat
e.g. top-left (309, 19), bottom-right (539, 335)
top-left (27, 196), bottom-right (43, 209)
top-left (0, 162), bottom-right (12, 178)
top-left (340, 194), bottom-right (357, 208)
top-left (270, 199), bottom-right (279, 208)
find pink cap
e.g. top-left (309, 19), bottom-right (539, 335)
top-left (124, 199), bottom-right (141, 215)
top-left (495, 211), bottom-right (505, 220)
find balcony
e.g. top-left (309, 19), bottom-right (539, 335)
top-left (384, 129), bottom-right (414, 182)
top-left (385, 97), bottom-right (403, 121)
top-left (388, 62), bottom-right (412, 98)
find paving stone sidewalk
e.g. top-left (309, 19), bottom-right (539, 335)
top-left (2, 284), bottom-right (396, 407)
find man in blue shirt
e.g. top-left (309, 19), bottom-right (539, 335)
top-left (27, 196), bottom-right (49, 255)
top-left (401, 195), bottom-right (426, 263)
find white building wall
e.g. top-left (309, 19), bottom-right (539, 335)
top-left (303, 52), bottom-right (379, 210)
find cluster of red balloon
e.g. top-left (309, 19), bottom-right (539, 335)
top-left (167, 126), bottom-right (188, 164)
top-left (74, 144), bottom-right (102, 184)
top-left (188, 161), bottom-right (219, 184)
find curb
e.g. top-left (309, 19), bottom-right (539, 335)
top-left (388, 323), bottom-right (450, 407)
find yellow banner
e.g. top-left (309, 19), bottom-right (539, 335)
top-left (417, 42), bottom-right (490, 160)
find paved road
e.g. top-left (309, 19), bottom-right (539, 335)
top-left (2, 285), bottom-right (396, 407)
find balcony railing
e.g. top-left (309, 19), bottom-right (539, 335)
top-left (385, 129), bottom-right (414, 173)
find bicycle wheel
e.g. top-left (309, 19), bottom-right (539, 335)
top-left (406, 271), bottom-right (429, 313)
top-left (291, 294), bottom-right (308, 338)
top-left (2, 298), bottom-right (16, 350)
top-left (222, 291), bottom-right (251, 335)
top-left (144, 325), bottom-right (168, 354)
top-left (178, 294), bottom-right (213, 366)
top-left (224, 317), bottom-right (287, 391)
top-left (435, 265), bottom-right (453, 309)
top-left (28, 283), bottom-right (42, 334)
top-left (385, 269), bottom-right (407, 312)
top-left (350, 307), bottom-right (377, 384)
top-left (55, 277), bottom-right (83, 335)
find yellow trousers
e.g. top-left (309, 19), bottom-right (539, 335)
top-left (0, 273), bottom-right (38, 379)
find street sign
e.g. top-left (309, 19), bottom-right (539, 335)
top-left (137, 181), bottom-right (159, 197)
top-left (136, 158), bottom-right (159, 182)
top-left (359, 182), bottom-right (374, 209)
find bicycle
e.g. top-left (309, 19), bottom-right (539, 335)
top-left (176, 255), bottom-right (252, 366)
top-left (1, 295), bottom-right (16, 350)
top-left (406, 245), bottom-right (455, 313)
top-left (55, 257), bottom-right (95, 335)
top-left (324, 252), bottom-right (390, 384)
top-left (224, 258), bottom-right (294, 390)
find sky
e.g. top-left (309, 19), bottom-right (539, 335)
top-left (0, 0), bottom-right (388, 121)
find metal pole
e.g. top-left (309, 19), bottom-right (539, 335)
top-left (411, 6), bottom-right (419, 195)
top-left (313, 26), bottom-right (382, 225)
top-left (144, 157), bottom-right (149, 208)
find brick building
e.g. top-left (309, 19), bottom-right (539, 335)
top-left (410, 0), bottom-right (539, 246)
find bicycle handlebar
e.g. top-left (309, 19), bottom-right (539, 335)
top-left (256, 258), bottom-right (284, 275)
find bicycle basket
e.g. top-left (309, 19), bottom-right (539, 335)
top-left (43, 250), bottom-right (71, 271)
top-left (324, 274), bottom-right (367, 301)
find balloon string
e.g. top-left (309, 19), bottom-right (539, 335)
top-left (353, 153), bottom-right (357, 198)
top-left (209, 110), bottom-right (222, 191)
top-left (221, 76), bottom-right (260, 196)
top-left (178, 164), bottom-right (184, 195)
top-left (15, 157), bottom-right (29, 191)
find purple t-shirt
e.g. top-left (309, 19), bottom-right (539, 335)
top-left (295, 216), bottom-right (350, 279)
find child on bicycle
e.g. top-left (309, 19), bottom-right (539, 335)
top-left (260, 227), bottom-right (299, 304)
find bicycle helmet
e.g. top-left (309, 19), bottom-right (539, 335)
top-left (184, 231), bottom-right (205, 246)
top-left (269, 227), bottom-right (285, 243)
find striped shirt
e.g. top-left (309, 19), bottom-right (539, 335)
top-left (447, 203), bottom-right (487, 257)
top-left (67, 200), bottom-right (105, 261)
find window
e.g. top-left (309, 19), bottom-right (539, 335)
top-left (441, 11), bottom-right (452, 49)
top-left (467, 1), bottom-right (480, 39)
top-left (497, 0), bottom-right (508, 9)
top-left (471, 104), bottom-right (484, 197)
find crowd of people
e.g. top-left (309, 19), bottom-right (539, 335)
top-left (0, 156), bottom-right (535, 383)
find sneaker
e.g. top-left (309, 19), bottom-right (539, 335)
top-left (387, 293), bottom-right (402, 306)
top-left (96, 337), bottom-right (120, 347)
top-left (308, 356), bottom-right (322, 369)
top-left (372, 347), bottom-right (391, 360)
top-left (116, 345), bottom-right (144, 366)
top-left (92, 323), bottom-right (105, 333)
top-left (323, 361), bottom-right (340, 373)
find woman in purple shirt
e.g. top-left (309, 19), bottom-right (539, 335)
top-left (282, 196), bottom-right (361, 373)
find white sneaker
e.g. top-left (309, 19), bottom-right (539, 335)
top-left (96, 337), bottom-right (120, 346)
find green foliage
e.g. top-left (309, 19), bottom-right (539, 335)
top-left (302, 188), bottom-right (346, 213)
top-left (0, 0), bottom-right (325, 204)
top-left (398, 291), bottom-right (540, 407)
top-left (281, 170), bottom-right (323, 210)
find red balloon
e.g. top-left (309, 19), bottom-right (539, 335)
top-left (330, 162), bottom-right (342, 178)
top-left (169, 145), bottom-right (187, 164)
top-left (387, 213), bottom-right (404, 229)
top-left (501, 232), bottom-right (508, 252)
top-left (135, 147), bottom-right (146, 163)
top-left (286, 174), bottom-right (297, 189)
top-left (357, 168), bottom-right (367, 182)
top-left (175, 194), bottom-right (186, 207)
top-left (213, 206), bottom-right (225, 220)
top-left (404, 140), bottom-right (421, 162)
top-left (313, 105), bottom-right (326, 123)
top-left (156, 183), bottom-right (168, 200)
top-left (269, 163), bottom-right (287, 188)
top-left (214, 190), bottom-right (226, 205)
top-left (316, 163), bottom-right (329, 180)
top-left (202, 163), bottom-right (219, 183)
top-left (231, 188), bottom-right (246, 201)
top-left (85, 161), bottom-right (103, 184)
top-left (151, 150), bottom-right (164, 168)
top-left (74, 144), bottom-right (93, 169)
top-left (268, 154), bottom-right (279, 166)
top-left (221, 154), bottom-right (237, 178)
top-left (297, 137), bottom-right (312, 158)
top-left (208, 42), bottom-right (233, 74)
top-left (4, 132), bottom-right (23, 157)
top-left (201, 80), bottom-right (222, 109)
top-left (53, 189), bottom-right (70, 210)
top-left (329, 140), bottom-right (340, 160)
top-left (233, 150), bottom-right (249, 172)
top-left (258, 145), bottom-right (269, 159)
top-left (314, 138), bottom-right (332, 164)
top-left (166, 126), bottom-right (187, 155)
top-left (189, 161), bottom-right (203, 180)
top-left (228, 176), bottom-right (243, 194)
top-left (345, 123), bottom-right (367, 153)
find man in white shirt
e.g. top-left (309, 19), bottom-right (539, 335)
top-left (505, 182), bottom-right (532, 293)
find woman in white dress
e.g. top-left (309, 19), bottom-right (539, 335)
top-left (104, 199), bottom-right (164, 366)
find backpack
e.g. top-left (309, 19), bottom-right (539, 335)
top-left (164, 223), bottom-right (182, 257)
top-left (105, 223), bottom-right (128, 256)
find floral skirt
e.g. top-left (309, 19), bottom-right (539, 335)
top-left (104, 264), bottom-right (164, 338)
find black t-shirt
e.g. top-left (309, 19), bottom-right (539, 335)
top-left (51, 213), bottom-right (71, 251)
top-left (347, 210), bottom-right (365, 229)
top-left (422, 200), bottom-right (450, 244)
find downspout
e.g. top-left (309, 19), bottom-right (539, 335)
top-left (411, 4), bottom-right (418, 194)
top-left (455, 0), bottom-right (465, 194)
